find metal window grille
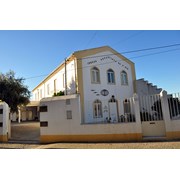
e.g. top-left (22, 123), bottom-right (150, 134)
top-left (66, 110), bottom-right (72, 119)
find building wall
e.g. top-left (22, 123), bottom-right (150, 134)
top-left (81, 51), bottom-right (135, 123)
top-left (33, 60), bottom-right (76, 101)
top-left (136, 78), bottom-right (162, 96)
top-left (39, 95), bottom-right (142, 143)
top-left (0, 102), bottom-right (10, 142)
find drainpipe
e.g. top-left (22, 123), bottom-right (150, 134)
top-left (65, 58), bottom-right (67, 95)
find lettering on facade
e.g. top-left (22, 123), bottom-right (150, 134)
top-left (86, 56), bottom-right (129, 70)
top-left (87, 60), bottom-right (97, 65)
top-left (100, 56), bottom-right (129, 70)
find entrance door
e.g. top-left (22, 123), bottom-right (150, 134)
top-left (109, 102), bottom-right (118, 122)
top-left (108, 96), bottom-right (118, 122)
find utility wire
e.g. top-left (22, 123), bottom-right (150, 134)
top-left (129, 48), bottom-right (180, 59)
top-left (122, 43), bottom-right (180, 54)
top-left (25, 47), bottom-right (180, 80)
top-left (84, 31), bottom-right (98, 49)
top-left (112, 31), bottom-right (144, 46)
top-left (78, 43), bottom-right (180, 60)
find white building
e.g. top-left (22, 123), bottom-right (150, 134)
top-left (33, 46), bottom-right (136, 124)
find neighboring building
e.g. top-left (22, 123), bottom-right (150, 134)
top-left (33, 46), bottom-right (136, 123)
top-left (136, 78), bottom-right (162, 96)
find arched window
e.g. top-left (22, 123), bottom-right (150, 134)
top-left (93, 100), bottom-right (102, 118)
top-left (107, 69), bottom-right (115, 84)
top-left (121, 71), bottom-right (128, 85)
top-left (91, 67), bottom-right (100, 83)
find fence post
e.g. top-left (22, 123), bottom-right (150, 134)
top-left (160, 90), bottom-right (172, 139)
top-left (133, 93), bottom-right (142, 139)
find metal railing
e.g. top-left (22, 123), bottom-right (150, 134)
top-left (139, 94), bottom-right (163, 121)
top-left (85, 97), bottom-right (136, 124)
top-left (168, 93), bottom-right (180, 120)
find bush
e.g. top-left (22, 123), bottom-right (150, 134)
top-left (53, 91), bottom-right (64, 97)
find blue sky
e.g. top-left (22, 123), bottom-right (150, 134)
top-left (0, 30), bottom-right (180, 94)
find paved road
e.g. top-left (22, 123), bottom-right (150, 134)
top-left (10, 121), bottom-right (40, 142)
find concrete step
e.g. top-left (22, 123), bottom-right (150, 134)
top-left (143, 136), bottom-right (167, 142)
top-left (8, 139), bottom-right (40, 144)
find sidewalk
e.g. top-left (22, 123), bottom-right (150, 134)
top-left (1, 141), bottom-right (180, 149)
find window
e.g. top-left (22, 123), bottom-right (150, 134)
top-left (107, 69), bottom-right (115, 84)
top-left (47, 84), bottom-right (50, 95)
top-left (66, 99), bottom-right (71, 105)
top-left (40, 89), bottom-right (42, 99)
top-left (91, 67), bottom-right (100, 83)
top-left (0, 122), bottom-right (3, 127)
top-left (93, 100), bottom-right (102, 118)
top-left (0, 109), bottom-right (3, 114)
top-left (40, 121), bottom-right (48, 127)
top-left (54, 79), bottom-right (57, 94)
top-left (37, 89), bottom-right (39, 100)
top-left (40, 106), bottom-right (48, 112)
top-left (121, 71), bottom-right (128, 85)
top-left (66, 110), bottom-right (72, 119)
top-left (63, 73), bottom-right (65, 88)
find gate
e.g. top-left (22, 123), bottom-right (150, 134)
top-left (139, 94), bottom-right (166, 137)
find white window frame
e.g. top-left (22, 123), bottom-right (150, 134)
top-left (47, 84), bottom-right (50, 95)
top-left (107, 69), bottom-right (115, 84)
top-left (63, 73), bottom-right (65, 88)
top-left (40, 89), bottom-right (42, 99)
top-left (54, 79), bottom-right (57, 94)
top-left (121, 71), bottom-right (128, 85)
top-left (91, 67), bottom-right (100, 84)
top-left (93, 100), bottom-right (102, 118)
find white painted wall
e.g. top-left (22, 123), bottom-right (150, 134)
top-left (141, 121), bottom-right (166, 137)
top-left (0, 102), bottom-right (10, 138)
top-left (81, 51), bottom-right (134, 123)
top-left (40, 92), bottom-right (141, 137)
top-left (33, 60), bottom-right (76, 101)
top-left (136, 79), bottom-right (162, 96)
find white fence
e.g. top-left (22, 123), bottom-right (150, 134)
top-left (139, 94), bottom-right (163, 121)
top-left (168, 93), bottom-right (180, 120)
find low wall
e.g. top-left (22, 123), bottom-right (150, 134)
top-left (40, 95), bottom-right (142, 143)
top-left (166, 119), bottom-right (180, 140)
top-left (0, 102), bottom-right (10, 142)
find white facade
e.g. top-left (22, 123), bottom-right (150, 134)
top-left (33, 59), bottom-right (76, 101)
top-left (39, 94), bottom-right (142, 143)
top-left (81, 51), bottom-right (134, 123)
top-left (33, 46), bottom-right (136, 124)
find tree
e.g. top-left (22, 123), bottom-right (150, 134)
top-left (0, 70), bottom-right (30, 113)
